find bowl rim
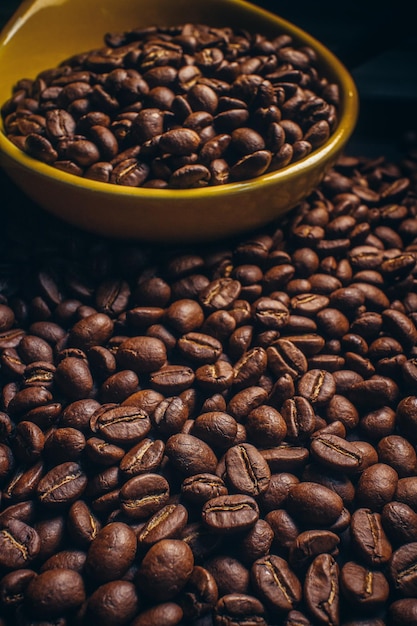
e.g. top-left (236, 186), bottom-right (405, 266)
top-left (0, 0), bottom-right (359, 199)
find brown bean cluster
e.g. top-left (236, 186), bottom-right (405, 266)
top-left (1, 145), bottom-right (417, 626)
top-left (1, 23), bottom-right (339, 188)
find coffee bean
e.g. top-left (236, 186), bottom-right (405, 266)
top-left (202, 494), bottom-right (259, 533)
top-left (388, 598), bottom-right (417, 626)
top-left (251, 555), bottom-right (302, 613)
top-left (310, 433), bottom-right (363, 473)
top-left (181, 473), bottom-right (228, 505)
top-left (119, 473), bottom-right (170, 519)
top-left (90, 404), bottom-right (151, 446)
top-left (0, 568), bottom-right (36, 611)
top-left (25, 568), bottom-right (85, 618)
top-left (119, 438), bottom-right (165, 476)
top-left (86, 580), bottom-right (139, 626)
top-left (390, 542), bottom-right (417, 596)
top-left (86, 522), bottom-right (137, 582)
top-left (67, 500), bottom-right (101, 547)
top-left (304, 554), bottom-right (339, 626)
top-left (350, 508), bottom-right (392, 566)
top-left (68, 313), bottom-right (114, 350)
top-left (136, 539), bottom-right (194, 602)
top-left (215, 593), bottom-right (267, 626)
top-left (179, 565), bottom-right (218, 620)
top-left (37, 461), bottom-right (87, 507)
top-left (289, 530), bottom-right (340, 573)
top-left (297, 369), bottom-right (336, 405)
top-left (165, 433), bottom-right (218, 476)
top-left (224, 443), bottom-right (271, 496)
top-left (356, 463), bottom-right (399, 510)
top-left (287, 482), bottom-right (343, 525)
top-left (0, 520), bottom-right (40, 569)
top-left (340, 560), bottom-right (390, 612)
top-left (382, 501), bottom-right (417, 545)
top-left (40, 548), bottom-right (86, 573)
top-left (191, 411), bottom-right (238, 450)
top-left (116, 336), bottom-right (167, 373)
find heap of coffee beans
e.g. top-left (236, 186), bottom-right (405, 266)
top-left (1, 23), bottom-right (339, 188)
top-left (1, 142), bottom-right (417, 626)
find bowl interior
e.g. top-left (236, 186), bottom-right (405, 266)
top-left (0, 0), bottom-right (359, 241)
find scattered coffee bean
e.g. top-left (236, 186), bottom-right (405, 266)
top-left (1, 144), bottom-right (417, 623)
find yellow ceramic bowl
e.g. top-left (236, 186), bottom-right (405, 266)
top-left (0, 0), bottom-right (358, 242)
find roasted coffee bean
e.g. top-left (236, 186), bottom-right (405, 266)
top-left (130, 602), bottom-right (183, 626)
top-left (378, 434), bottom-right (417, 477)
top-left (382, 501), bottom-right (417, 545)
top-left (239, 519), bottom-right (274, 564)
top-left (34, 516), bottom-right (66, 563)
top-left (119, 437), bottom-right (165, 476)
top-left (137, 503), bottom-right (188, 547)
top-left (116, 335), bottom-right (167, 373)
top-left (287, 481), bottom-right (344, 525)
top-left (251, 554), bottom-right (302, 613)
top-left (258, 472), bottom-right (299, 512)
top-left (310, 433), bottom-right (362, 473)
top-left (191, 411), bottom-right (238, 450)
top-left (224, 443), bottom-right (271, 496)
top-left (265, 509), bottom-right (300, 551)
top-left (214, 593), bottom-right (267, 625)
top-left (267, 338), bottom-right (308, 379)
top-left (86, 580), bottom-right (140, 626)
top-left (68, 313), bottom-right (114, 350)
top-left (356, 463), bottom-right (399, 510)
top-left (40, 548), bottom-right (87, 573)
top-left (37, 461), bottom-right (87, 507)
top-left (340, 560), bottom-right (390, 611)
top-left (54, 356), bottom-right (94, 400)
top-left (90, 404), bottom-right (151, 446)
top-left (25, 568), bottom-right (86, 618)
top-left (67, 500), bottom-right (101, 547)
top-left (202, 494), bottom-right (259, 533)
top-left (304, 554), bottom-right (339, 626)
top-left (179, 565), bottom-right (218, 620)
top-left (181, 473), bottom-right (228, 505)
top-left (2, 462), bottom-right (44, 502)
top-left (0, 568), bottom-right (36, 611)
top-left (205, 555), bottom-right (250, 596)
top-left (297, 369), bottom-right (336, 405)
top-left (260, 444), bottom-right (309, 474)
top-left (388, 598), bottom-right (417, 626)
top-left (136, 539), bottom-right (194, 601)
top-left (177, 332), bottom-right (222, 363)
top-left (246, 404), bottom-right (287, 447)
top-left (86, 522), bottom-right (137, 582)
top-left (390, 542), bottom-right (417, 596)
top-left (289, 530), bottom-right (340, 573)
top-left (151, 395), bottom-right (188, 436)
top-left (350, 508), bottom-right (392, 566)
top-left (0, 520), bottom-right (40, 569)
top-left (165, 433), bottom-right (218, 476)
top-left (119, 473), bottom-right (170, 519)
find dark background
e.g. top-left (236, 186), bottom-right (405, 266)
top-left (1, 0), bottom-right (416, 159)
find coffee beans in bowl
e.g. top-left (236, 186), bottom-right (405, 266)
top-left (0, 0), bottom-right (358, 241)
top-left (2, 23), bottom-right (340, 189)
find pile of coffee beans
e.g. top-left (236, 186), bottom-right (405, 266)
top-left (1, 23), bottom-right (339, 188)
top-left (1, 141), bottom-right (417, 626)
